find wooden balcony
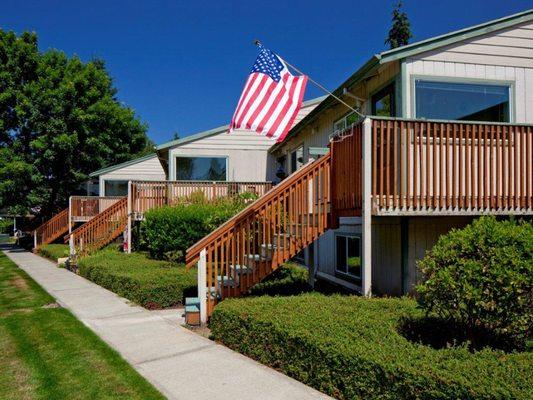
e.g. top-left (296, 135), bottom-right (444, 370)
top-left (331, 118), bottom-right (533, 217)
top-left (69, 196), bottom-right (123, 222)
top-left (130, 180), bottom-right (273, 219)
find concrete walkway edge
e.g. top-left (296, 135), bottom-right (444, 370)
top-left (3, 246), bottom-right (330, 400)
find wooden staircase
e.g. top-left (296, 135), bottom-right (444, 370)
top-left (69, 197), bottom-right (128, 258)
top-left (34, 208), bottom-right (70, 250)
top-left (185, 153), bottom-right (332, 320)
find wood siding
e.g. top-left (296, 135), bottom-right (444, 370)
top-left (404, 20), bottom-right (533, 122)
top-left (99, 156), bottom-right (166, 195)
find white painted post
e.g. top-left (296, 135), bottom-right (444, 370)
top-left (69, 234), bottom-right (75, 258)
top-left (198, 248), bottom-right (207, 324)
top-left (33, 230), bottom-right (37, 249)
top-left (68, 196), bottom-right (72, 234)
top-left (127, 181), bottom-right (132, 254)
top-left (362, 117), bottom-right (372, 297)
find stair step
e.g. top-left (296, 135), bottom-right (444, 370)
top-left (208, 287), bottom-right (221, 299)
top-left (260, 243), bottom-right (281, 258)
top-left (246, 253), bottom-right (269, 264)
top-left (231, 264), bottom-right (253, 274)
top-left (217, 275), bottom-right (236, 287)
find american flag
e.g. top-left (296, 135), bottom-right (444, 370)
top-left (229, 46), bottom-right (308, 143)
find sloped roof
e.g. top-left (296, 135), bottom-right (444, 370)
top-left (89, 153), bottom-right (158, 177)
top-left (270, 9), bottom-right (533, 150)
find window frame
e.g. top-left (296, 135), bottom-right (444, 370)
top-left (288, 144), bottom-right (305, 174)
top-left (173, 155), bottom-right (229, 181)
top-left (371, 82), bottom-right (396, 117)
top-left (103, 179), bottom-right (129, 196)
top-left (410, 75), bottom-right (515, 123)
top-left (334, 233), bottom-right (362, 280)
top-left (332, 111), bottom-right (361, 133)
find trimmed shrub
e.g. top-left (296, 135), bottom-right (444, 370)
top-left (417, 216), bottom-right (532, 347)
top-left (0, 218), bottom-right (13, 234)
top-left (78, 248), bottom-right (196, 309)
top-left (211, 294), bottom-right (533, 400)
top-left (140, 197), bottom-right (249, 261)
top-left (248, 263), bottom-right (310, 296)
top-left (37, 244), bottom-right (69, 261)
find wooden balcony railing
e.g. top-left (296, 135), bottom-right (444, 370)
top-left (186, 155), bottom-right (331, 319)
top-left (34, 208), bottom-right (70, 249)
top-left (70, 196), bottom-right (123, 222)
top-left (330, 118), bottom-right (533, 216)
top-left (130, 180), bottom-right (273, 218)
top-left (69, 197), bottom-right (128, 257)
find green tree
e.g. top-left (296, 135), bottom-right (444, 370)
top-left (385, 1), bottom-right (412, 49)
top-left (0, 30), bottom-right (151, 217)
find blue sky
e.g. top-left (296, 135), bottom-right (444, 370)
top-left (1, 1), bottom-right (531, 144)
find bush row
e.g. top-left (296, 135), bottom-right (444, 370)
top-left (210, 294), bottom-right (533, 400)
top-left (37, 244), bottom-right (69, 261)
top-left (248, 263), bottom-right (310, 296)
top-left (78, 248), bottom-right (197, 309)
top-left (140, 195), bottom-right (251, 262)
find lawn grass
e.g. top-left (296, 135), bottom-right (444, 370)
top-left (78, 248), bottom-right (197, 309)
top-left (211, 294), bottom-right (533, 400)
top-left (0, 251), bottom-right (165, 400)
top-left (36, 244), bottom-right (69, 262)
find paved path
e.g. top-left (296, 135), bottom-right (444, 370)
top-left (3, 246), bottom-right (330, 400)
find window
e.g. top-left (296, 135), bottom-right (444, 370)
top-left (415, 80), bottom-right (510, 122)
top-left (104, 180), bottom-right (128, 196)
top-left (333, 112), bottom-right (360, 133)
top-left (175, 156), bottom-right (227, 181)
top-left (372, 84), bottom-right (395, 117)
top-left (289, 146), bottom-right (304, 173)
top-left (335, 235), bottom-right (361, 278)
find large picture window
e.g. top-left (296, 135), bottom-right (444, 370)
top-left (104, 180), bottom-right (128, 196)
top-left (175, 156), bottom-right (227, 181)
top-left (333, 111), bottom-right (360, 133)
top-left (335, 235), bottom-right (361, 279)
top-left (415, 80), bottom-right (510, 122)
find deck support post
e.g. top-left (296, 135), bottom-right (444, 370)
top-left (33, 230), bottom-right (37, 250)
top-left (68, 196), bottom-right (72, 234)
top-left (127, 181), bottom-right (132, 254)
top-left (362, 117), bottom-right (372, 297)
top-left (198, 248), bottom-right (207, 324)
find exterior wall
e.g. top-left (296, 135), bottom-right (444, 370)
top-left (98, 156), bottom-right (166, 196)
top-left (402, 20), bottom-right (533, 122)
top-left (168, 130), bottom-right (275, 182)
top-left (273, 62), bottom-right (400, 165)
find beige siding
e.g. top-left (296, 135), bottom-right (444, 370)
top-left (99, 156), bottom-right (166, 195)
top-left (169, 130), bottom-right (275, 182)
top-left (372, 218), bottom-right (402, 295)
top-left (404, 20), bottom-right (533, 122)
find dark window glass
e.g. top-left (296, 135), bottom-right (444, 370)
top-left (104, 180), bottom-right (128, 196)
top-left (175, 157), bottom-right (227, 181)
top-left (372, 84), bottom-right (395, 117)
top-left (336, 235), bottom-right (361, 278)
top-left (415, 80), bottom-right (510, 122)
top-left (290, 146), bottom-right (304, 173)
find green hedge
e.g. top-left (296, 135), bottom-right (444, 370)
top-left (211, 294), bottom-right (533, 400)
top-left (37, 244), bottom-right (69, 261)
top-left (140, 198), bottom-right (248, 261)
top-left (248, 263), bottom-right (310, 296)
top-left (78, 248), bottom-right (197, 309)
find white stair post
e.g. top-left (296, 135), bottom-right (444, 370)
top-left (362, 117), bottom-right (372, 297)
top-left (127, 181), bottom-right (132, 254)
top-left (33, 230), bottom-right (37, 249)
top-left (68, 196), bottom-right (72, 234)
top-left (198, 248), bottom-right (207, 324)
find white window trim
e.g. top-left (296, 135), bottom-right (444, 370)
top-left (334, 233), bottom-right (362, 280)
top-left (410, 75), bottom-right (515, 123)
top-left (287, 144), bottom-right (305, 174)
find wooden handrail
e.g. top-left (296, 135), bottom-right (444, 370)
top-left (34, 208), bottom-right (70, 249)
top-left (186, 155), bottom-right (331, 267)
top-left (70, 197), bottom-right (128, 257)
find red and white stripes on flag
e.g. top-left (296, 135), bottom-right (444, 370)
top-left (229, 46), bottom-right (308, 143)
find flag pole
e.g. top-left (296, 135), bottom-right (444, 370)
top-left (254, 40), bottom-right (365, 118)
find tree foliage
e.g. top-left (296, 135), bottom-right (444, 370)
top-left (385, 1), bottom-right (412, 49)
top-left (0, 30), bottom-right (151, 217)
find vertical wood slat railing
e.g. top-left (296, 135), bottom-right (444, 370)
top-left (70, 196), bottom-right (123, 222)
top-left (34, 208), bottom-right (70, 249)
top-left (69, 197), bottom-right (128, 257)
top-left (372, 118), bottom-right (533, 214)
top-left (330, 121), bottom-right (364, 221)
top-left (185, 154), bottom-right (331, 318)
top-left (130, 181), bottom-right (273, 219)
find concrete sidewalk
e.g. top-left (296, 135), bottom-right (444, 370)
top-left (3, 246), bottom-right (330, 400)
